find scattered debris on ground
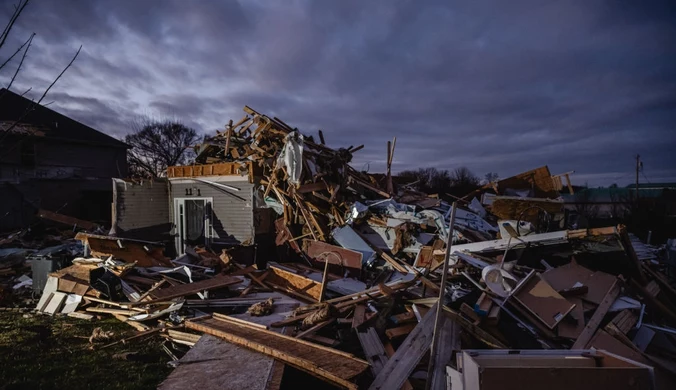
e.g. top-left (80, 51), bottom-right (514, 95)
top-left (1, 106), bottom-right (675, 389)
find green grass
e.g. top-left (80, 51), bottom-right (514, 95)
top-left (0, 312), bottom-right (172, 390)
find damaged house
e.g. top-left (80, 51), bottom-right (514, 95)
top-left (0, 88), bottom-right (128, 231)
top-left (110, 162), bottom-right (259, 256)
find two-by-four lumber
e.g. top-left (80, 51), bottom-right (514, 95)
top-left (572, 279), bottom-right (621, 349)
top-left (429, 315), bottom-right (461, 390)
top-left (369, 302), bottom-right (438, 390)
top-left (356, 327), bottom-right (388, 377)
top-left (385, 323), bottom-right (417, 339)
top-left (352, 304), bottom-right (367, 329)
top-left (144, 274), bottom-right (242, 303)
top-left (382, 343), bottom-right (413, 390)
top-left (186, 315), bottom-right (368, 390)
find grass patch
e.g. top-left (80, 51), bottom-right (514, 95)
top-left (0, 312), bottom-right (172, 390)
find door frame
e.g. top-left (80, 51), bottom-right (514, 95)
top-left (174, 197), bottom-right (213, 255)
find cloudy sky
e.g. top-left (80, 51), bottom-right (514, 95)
top-left (1, 0), bottom-right (675, 186)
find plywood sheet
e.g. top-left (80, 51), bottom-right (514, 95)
top-left (513, 272), bottom-right (575, 329)
top-left (266, 265), bottom-right (323, 301)
top-left (159, 335), bottom-right (273, 390)
top-left (541, 261), bottom-right (616, 305)
top-left (304, 240), bottom-right (363, 277)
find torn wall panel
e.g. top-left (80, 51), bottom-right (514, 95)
top-left (111, 178), bottom-right (171, 242)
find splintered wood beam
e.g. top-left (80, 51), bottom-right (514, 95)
top-left (383, 343), bottom-right (413, 390)
top-left (232, 115), bottom-right (249, 129)
top-left (348, 175), bottom-right (391, 198)
top-left (224, 120), bottom-right (233, 157)
top-left (297, 182), bottom-right (328, 193)
top-left (429, 316), bottom-right (460, 390)
top-left (369, 302), bottom-right (438, 390)
top-left (318, 130), bottom-right (325, 145)
top-left (572, 279), bottom-right (621, 349)
top-left (357, 327), bottom-right (389, 377)
top-left (352, 304), bottom-right (367, 329)
top-left (236, 119), bottom-right (254, 135)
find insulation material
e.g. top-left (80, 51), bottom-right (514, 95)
top-left (277, 131), bottom-right (304, 186)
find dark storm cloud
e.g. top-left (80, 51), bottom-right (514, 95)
top-left (0, 0), bottom-right (674, 186)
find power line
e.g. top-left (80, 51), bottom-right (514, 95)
top-left (641, 171), bottom-right (652, 184)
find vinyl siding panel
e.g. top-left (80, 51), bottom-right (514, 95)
top-left (169, 179), bottom-right (254, 244)
top-left (112, 179), bottom-right (171, 241)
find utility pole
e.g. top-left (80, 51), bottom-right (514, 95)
top-left (635, 154), bottom-right (641, 200)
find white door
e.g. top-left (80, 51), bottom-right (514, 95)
top-left (174, 197), bottom-right (213, 255)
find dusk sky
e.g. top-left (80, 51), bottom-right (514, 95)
top-left (1, 0), bottom-right (675, 186)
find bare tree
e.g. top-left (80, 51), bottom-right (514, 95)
top-left (0, 0), bottom-right (82, 150)
top-left (125, 117), bottom-right (199, 178)
top-left (399, 167), bottom-right (452, 193)
top-left (450, 166), bottom-right (480, 187)
top-left (485, 172), bottom-right (499, 184)
top-left (573, 189), bottom-right (599, 220)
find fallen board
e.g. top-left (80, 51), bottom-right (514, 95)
top-left (572, 279), bottom-right (621, 349)
top-left (186, 315), bottom-right (368, 389)
top-left (149, 275), bottom-right (242, 301)
top-left (158, 335), bottom-right (273, 390)
top-left (369, 302), bottom-right (438, 390)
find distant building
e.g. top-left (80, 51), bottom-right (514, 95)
top-left (0, 88), bottom-right (128, 231)
top-left (563, 183), bottom-right (676, 219)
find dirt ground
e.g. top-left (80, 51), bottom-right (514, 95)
top-left (0, 311), bottom-right (172, 390)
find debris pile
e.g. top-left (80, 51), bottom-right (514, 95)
top-left (4, 106), bottom-right (675, 389)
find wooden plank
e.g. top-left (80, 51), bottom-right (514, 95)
top-left (385, 323), bottom-right (416, 339)
top-left (147, 275), bottom-right (241, 302)
top-left (38, 209), bottom-right (98, 230)
top-left (295, 318), bottom-right (335, 339)
top-left (357, 328), bottom-right (388, 376)
top-left (618, 225), bottom-right (648, 285)
top-left (630, 278), bottom-right (676, 324)
top-left (76, 234), bottom-right (172, 268)
top-left (305, 240), bottom-right (363, 277)
top-left (352, 304), bottom-right (367, 329)
top-left (390, 311), bottom-right (416, 325)
top-left (297, 182), bottom-right (328, 193)
top-left (166, 162), bottom-right (253, 182)
top-left (186, 316), bottom-right (368, 389)
top-left (369, 302), bottom-right (437, 390)
top-left (609, 309), bottom-right (638, 335)
top-left (572, 279), bottom-right (621, 349)
top-left (166, 329), bottom-right (201, 345)
top-left (86, 307), bottom-right (138, 316)
top-left (383, 343), bottom-right (413, 390)
top-left (266, 265), bottom-right (323, 302)
top-left (112, 314), bottom-right (150, 331)
top-left (460, 303), bottom-right (481, 324)
top-left (430, 316), bottom-right (461, 390)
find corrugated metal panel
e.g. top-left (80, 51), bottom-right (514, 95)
top-left (169, 180), bottom-right (254, 244)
